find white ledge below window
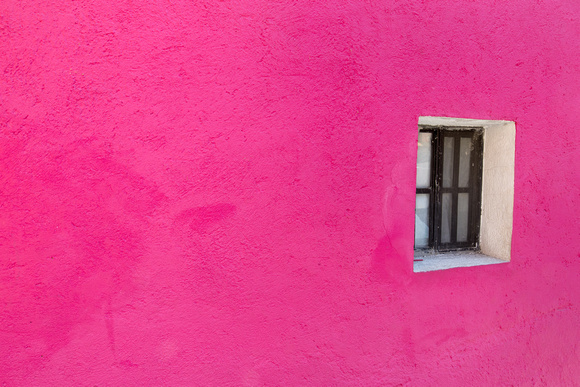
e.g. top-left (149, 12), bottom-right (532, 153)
top-left (413, 251), bottom-right (508, 273)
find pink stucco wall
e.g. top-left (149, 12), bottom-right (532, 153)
top-left (1, 0), bottom-right (579, 385)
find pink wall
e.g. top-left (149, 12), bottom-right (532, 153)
top-left (1, 0), bottom-right (579, 385)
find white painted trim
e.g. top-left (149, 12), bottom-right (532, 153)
top-left (413, 251), bottom-right (507, 272)
top-left (480, 121), bottom-right (515, 261)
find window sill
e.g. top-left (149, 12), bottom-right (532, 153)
top-left (413, 250), bottom-right (508, 272)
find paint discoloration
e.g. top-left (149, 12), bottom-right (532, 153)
top-left (176, 203), bottom-right (237, 233)
top-left (1, 0), bottom-right (579, 385)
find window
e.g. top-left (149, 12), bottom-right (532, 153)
top-left (414, 117), bottom-right (516, 272)
top-left (415, 127), bottom-right (483, 251)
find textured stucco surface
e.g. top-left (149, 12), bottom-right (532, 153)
top-left (1, 0), bottom-right (579, 385)
top-left (480, 120), bottom-right (515, 261)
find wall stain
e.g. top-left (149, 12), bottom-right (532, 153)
top-left (176, 203), bottom-right (237, 234)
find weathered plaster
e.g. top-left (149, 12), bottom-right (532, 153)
top-left (481, 120), bottom-right (516, 260)
top-left (414, 251), bottom-right (506, 273)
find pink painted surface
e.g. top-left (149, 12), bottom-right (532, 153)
top-left (1, 0), bottom-right (579, 385)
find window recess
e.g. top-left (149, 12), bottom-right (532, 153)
top-left (413, 117), bottom-right (515, 273)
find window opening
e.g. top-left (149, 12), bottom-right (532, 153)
top-left (415, 127), bottom-right (483, 252)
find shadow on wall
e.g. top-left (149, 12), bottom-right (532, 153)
top-left (176, 203), bottom-right (237, 234)
top-left (0, 139), bottom-right (167, 376)
top-left (370, 160), bottom-right (414, 284)
top-left (371, 235), bottom-right (410, 285)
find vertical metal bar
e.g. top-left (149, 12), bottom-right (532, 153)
top-left (429, 130), bottom-right (437, 249)
top-left (465, 132), bottom-right (473, 246)
top-left (434, 129), bottom-right (442, 250)
top-left (470, 130), bottom-right (484, 248)
top-left (450, 133), bottom-right (460, 245)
